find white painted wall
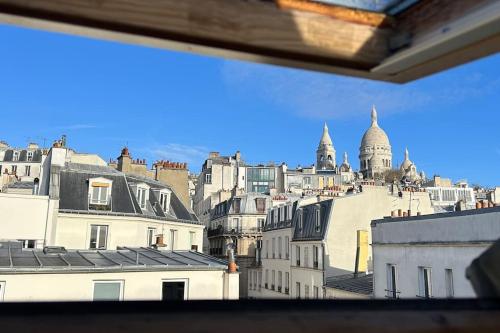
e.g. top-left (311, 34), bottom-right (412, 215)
top-left (372, 208), bottom-right (500, 298)
top-left (372, 244), bottom-right (488, 298)
top-left (0, 193), bottom-right (55, 247)
top-left (0, 269), bottom-right (238, 301)
top-left (56, 213), bottom-right (204, 250)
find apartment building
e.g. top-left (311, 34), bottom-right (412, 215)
top-left (208, 192), bottom-right (271, 298)
top-left (0, 146), bottom-right (203, 251)
top-left (371, 206), bottom-right (500, 299)
top-left (248, 185), bottom-right (434, 299)
top-left (0, 241), bottom-right (238, 301)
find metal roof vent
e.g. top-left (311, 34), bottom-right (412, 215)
top-left (43, 246), bottom-right (67, 254)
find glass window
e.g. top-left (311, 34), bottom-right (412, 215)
top-left (315, 209), bottom-right (321, 232)
top-left (285, 236), bottom-right (289, 259)
top-left (0, 281), bottom-right (5, 301)
top-left (147, 228), bottom-right (156, 246)
top-left (25, 165), bottom-right (31, 176)
top-left (90, 181), bottom-right (110, 206)
top-left (296, 282), bottom-right (301, 299)
top-left (386, 264), bottom-right (398, 298)
top-left (170, 230), bottom-right (177, 250)
top-left (93, 281), bottom-right (123, 301)
top-left (445, 269), bottom-right (454, 298)
top-left (313, 245), bottom-right (319, 268)
top-left (304, 246), bottom-right (309, 267)
top-left (285, 272), bottom-right (289, 294)
top-left (137, 187), bottom-right (148, 209)
top-left (272, 238), bottom-right (275, 259)
top-left (89, 225), bottom-right (108, 249)
top-left (19, 239), bottom-right (37, 249)
top-left (278, 237), bottom-right (282, 259)
top-left (27, 151), bottom-right (33, 161)
top-left (418, 267), bottom-right (432, 298)
top-left (159, 192), bottom-right (170, 212)
top-left (296, 245), bottom-right (301, 266)
top-left (304, 285), bottom-right (310, 299)
top-left (314, 286), bottom-right (319, 299)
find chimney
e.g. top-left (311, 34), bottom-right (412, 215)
top-left (227, 243), bottom-right (237, 273)
top-left (354, 230), bottom-right (368, 274)
top-left (209, 152), bottom-right (220, 158)
top-left (155, 235), bottom-right (166, 247)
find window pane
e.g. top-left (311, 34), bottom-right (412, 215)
top-left (89, 226), bottom-right (98, 249)
top-left (98, 226), bottom-right (107, 249)
top-left (92, 187), bottom-right (99, 203)
top-left (100, 187), bottom-right (108, 202)
top-left (93, 282), bottom-right (121, 301)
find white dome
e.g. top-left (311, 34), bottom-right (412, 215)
top-left (361, 126), bottom-right (390, 148)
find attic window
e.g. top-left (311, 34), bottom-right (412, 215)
top-left (159, 190), bottom-right (171, 213)
top-left (13, 151), bottom-right (19, 161)
top-left (137, 185), bottom-right (149, 209)
top-left (315, 208), bottom-right (321, 232)
top-left (233, 198), bottom-right (241, 214)
top-left (27, 151), bottom-right (33, 161)
top-left (89, 178), bottom-right (112, 207)
top-left (298, 209), bottom-right (303, 231)
top-left (255, 198), bottom-right (266, 213)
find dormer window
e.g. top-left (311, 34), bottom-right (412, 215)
top-left (89, 178), bottom-right (112, 209)
top-left (298, 209), bottom-right (303, 231)
top-left (205, 173), bottom-right (212, 184)
top-left (315, 208), bottom-right (321, 232)
top-left (136, 185), bottom-right (149, 209)
top-left (27, 151), bottom-right (34, 161)
top-left (13, 151), bottom-right (19, 161)
top-left (159, 190), bottom-right (171, 213)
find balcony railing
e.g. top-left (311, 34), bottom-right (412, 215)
top-left (207, 226), bottom-right (263, 237)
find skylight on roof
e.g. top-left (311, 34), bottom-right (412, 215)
top-left (313, 0), bottom-right (419, 14)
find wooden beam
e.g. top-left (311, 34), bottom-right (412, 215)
top-left (275, 0), bottom-right (394, 28)
top-left (1, 299), bottom-right (500, 333)
top-left (0, 0), bottom-right (392, 80)
top-left (372, 0), bottom-right (500, 81)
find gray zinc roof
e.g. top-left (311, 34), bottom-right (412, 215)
top-left (0, 242), bottom-right (228, 273)
top-left (292, 199), bottom-right (333, 241)
top-left (58, 163), bottom-right (199, 224)
top-left (325, 273), bottom-right (373, 296)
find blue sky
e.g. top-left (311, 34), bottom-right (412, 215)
top-left (1, 24), bottom-right (499, 187)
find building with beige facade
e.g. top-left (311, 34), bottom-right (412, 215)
top-left (359, 106), bottom-right (392, 179)
top-left (0, 146), bottom-right (203, 252)
top-left (207, 192), bottom-right (271, 298)
top-left (111, 147), bottom-right (191, 209)
top-left (0, 141), bottom-right (45, 186)
top-left (248, 185), bottom-right (434, 299)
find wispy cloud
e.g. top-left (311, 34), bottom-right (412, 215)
top-left (54, 124), bottom-right (98, 130)
top-left (146, 143), bottom-right (209, 166)
top-left (221, 61), bottom-right (500, 120)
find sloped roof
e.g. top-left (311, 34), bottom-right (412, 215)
top-left (325, 273), bottom-right (373, 295)
top-left (59, 163), bottom-right (199, 224)
top-left (0, 242), bottom-right (228, 273)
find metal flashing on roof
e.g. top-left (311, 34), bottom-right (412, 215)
top-left (325, 273), bottom-right (373, 295)
top-left (0, 242), bottom-right (228, 273)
